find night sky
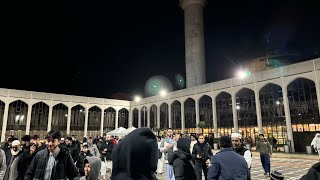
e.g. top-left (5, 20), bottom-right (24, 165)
top-left (2, 0), bottom-right (320, 99)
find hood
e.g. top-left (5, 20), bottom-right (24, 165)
top-left (84, 156), bottom-right (101, 180)
top-left (111, 128), bottom-right (158, 180)
top-left (175, 138), bottom-right (192, 160)
top-left (177, 138), bottom-right (191, 153)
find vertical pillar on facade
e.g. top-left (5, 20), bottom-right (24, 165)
top-left (147, 107), bottom-right (151, 128)
top-left (138, 109), bottom-right (141, 128)
top-left (282, 81), bottom-right (295, 152)
top-left (25, 103), bottom-right (32, 135)
top-left (100, 110), bottom-right (104, 136)
top-left (47, 105), bottom-right (53, 132)
top-left (128, 108), bottom-right (133, 128)
top-left (84, 106), bottom-right (89, 137)
top-left (66, 106), bottom-right (71, 135)
top-left (181, 103), bottom-right (185, 134)
top-left (115, 109), bottom-right (119, 129)
top-left (157, 105), bottom-right (160, 129)
top-left (195, 98), bottom-right (200, 133)
top-left (1, 102), bottom-right (9, 142)
top-left (168, 103), bottom-right (172, 128)
top-left (231, 92), bottom-right (239, 133)
top-left (254, 86), bottom-right (263, 134)
top-left (212, 96), bottom-right (218, 138)
top-left (314, 70), bottom-right (320, 115)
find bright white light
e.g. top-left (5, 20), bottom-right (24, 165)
top-left (160, 89), bottom-right (167, 97)
top-left (65, 114), bottom-right (68, 117)
top-left (236, 105), bottom-right (240, 110)
top-left (15, 115), bottom-right (20, 121)
top-left (153, 85), bottom-right (157, 88)
top-left (134, 96), bottom-right (141, 102)
top-left (237, 70), bottom-right (247, 79)
top-left (179, 79), bottom-right (182, 82)
top-left (20, 115), bottom-right (24, 121)
top-left (79, 109), bottom-right (83, 112)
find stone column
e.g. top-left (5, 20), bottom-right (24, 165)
top-left (147, 108), bottom-right (151, 128)
top-left (84, 107), bottom-right (89, 137)
top-left (212, 96), bottom-right (218, 138)
top-left (180, 0), bottom-right (207, 88)
top-left (254, 87), bottom-right (263, 134)
top-left (47, 105), bottom-right (53, 132)
top-left (282, 80), bottom-right (295, 152)
top-left (231, 92), bottom-right (239, 133)
top-left (100, 111), bottom-right (104, 136)
top-left (128, 108), bottom-right (133, 128)
top-left (168, 103), bottom-right (172, 128)
top-left (195, 98), bottom-right (200, 133)
top-left (314, 70), bottom-right (320, 115)
top-left (66, 107), bottom-right (71, 135)
top-left (115, 110), bottom-right (119, 129)
top-left (157, 105), bottom-right (160, 128)
top-left (1, 102), bottom-right (9, 142)
top-left (181, 103), bottom-right (185, 133)
top-left (138, 109), bottom-right (141, 128)
top-left (26, 103), bottom-right (32, 135)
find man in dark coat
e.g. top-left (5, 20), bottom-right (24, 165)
top-left (17, 135), bottom-right (46, 179)
top-left (66, 137), bottom-right (79, 163)
top-left (169, 138), bottom-right (196, 180)
top-left (192, 133), bottom-right (213, 180)
top-left (24, 131), bottom-right (80, 180)
top-left (207, 136), bottom-right (248, 180)
top-left (111, 128), bottom-right (158, 180)
top-left (99, 135), bottom-right (114, 177)
top-left (301, 162), bottom-right (320, 180)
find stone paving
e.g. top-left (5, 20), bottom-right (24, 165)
top-left (156, 151), bottom-right (319, 180)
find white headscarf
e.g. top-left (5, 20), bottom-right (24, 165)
top-left (311, 133), bottom-right (320, 147)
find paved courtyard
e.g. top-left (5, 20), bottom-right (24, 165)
top-left (156, 151), bottom-right (318, 180)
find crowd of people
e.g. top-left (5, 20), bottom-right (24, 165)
top-left (0, 129), bottom-right (318, 179)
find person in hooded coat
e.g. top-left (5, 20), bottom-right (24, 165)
top-left (79, 156), bottom-right (101, 180)
top-left (168, 138), bottom-right (196, 180)
top-left (111, 127), bottom-right (158, 180)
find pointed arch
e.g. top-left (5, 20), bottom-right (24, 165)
top-left (184, 98), bottom-right (196, 131)
top-left (171, 100), bottom-right (181, 131)
top-left (160, 103), bottom-right (169, 129)
top-left (52, 103), bottom-right (68, 134)
top-left (150, 104), bottom-right (157, 129)
top-left (199, 95), bottom-right (213, 133)
top-left (118, 108), bottom-right (129, 128)
top-left (30, 102), bottom-right (49, 139)
top-left (104, 107), bottom-right (116, 132)
top-left (87, 106), bottom-right (102, 137)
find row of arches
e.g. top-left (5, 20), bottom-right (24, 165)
top-left (132, 78), bottom-right (319, 150)
top-left (0, 102), bottom-right (129, 140)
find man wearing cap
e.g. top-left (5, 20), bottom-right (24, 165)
top-left (24, 131), bottom-right (80, 179)
top-left (4, 139), bottom-right (23, 180)
top-left (257, 133), bottom-right (272, 177)
top-left (231, 133), bottom-right (252, 180)
top-left (76, 143), bottom-right (93, 176)
top-left (207, 136), bottom-right (248, 180)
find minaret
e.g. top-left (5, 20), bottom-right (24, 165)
top-left (180, 0), bottom-right (206, 88)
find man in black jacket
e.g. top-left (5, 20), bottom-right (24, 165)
top-left (99, 135), bottom-right (114, 178)
top-left (17, 135), bottom-right (46, 179)
top-left (66, 137), bottom-right (79, 163)
top-left (24, 131), bottom-right (80, 180)
top-left (192, 134), bottom-right (213, 180)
